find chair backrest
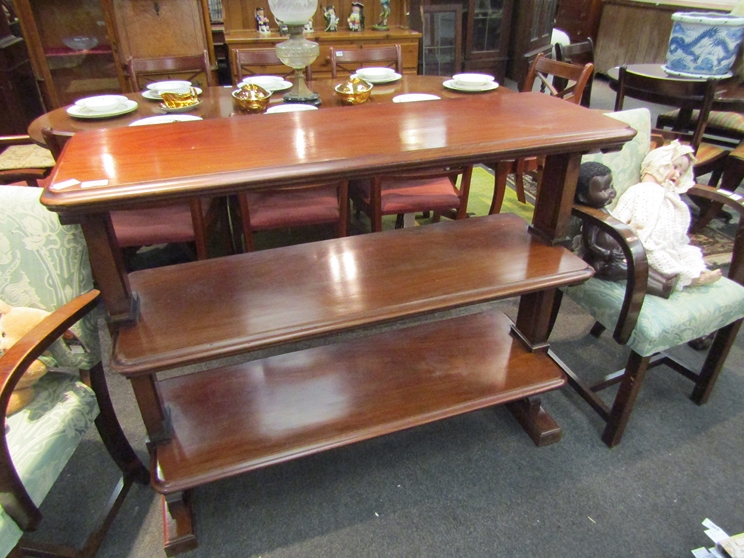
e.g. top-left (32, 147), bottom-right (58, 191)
top-left (554, 38), bottom-right (595, 107)
top-left (613, 66), bottom-right (717, 151)
top-left (127, 50), bottom-right (213, 91)
top-left (329, 45), bottom-right (402, 78)
top-left (521, 53), bottom-right (594, 106)
top-left (231, 48), bottom-right (311, 83)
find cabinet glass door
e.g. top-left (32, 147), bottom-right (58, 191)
top-left (26, 0), bottom-right (120, 107)
top-left (471, 0), bottom-right (504, 53)
top-left (420, 4), bottom-right (462, 76)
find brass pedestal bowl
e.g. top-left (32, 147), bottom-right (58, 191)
top-left (232, 84), bottom-right (272, 114)
top-left (335, 77), bottom-right (373, 105)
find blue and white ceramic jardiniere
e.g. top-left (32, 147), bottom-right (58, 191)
top-left (664, 12), bottom-right (744, 78)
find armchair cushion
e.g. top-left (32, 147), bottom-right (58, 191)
top-left (567, 276), bottom-right (744, 357)
top-left (0, 187), bottom-right (99, 371)
top-left (582, 108), bottom-right (651, 202)
top-left (0, 144), bottom-right (54, 171)
top-left (0, 372), bottom-right (98, 555)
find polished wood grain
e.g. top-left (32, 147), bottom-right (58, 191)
top-left (28, 75), bottom-right (508, 144)
top-left (152, 309), bottom-right (566, 494)
top-left (112, 214), bottom-right (593, 375)
top-left (41, 92), bottom-right (632, 213)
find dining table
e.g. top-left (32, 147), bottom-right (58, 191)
top-left (605, 64), bottom-right (744, 113)
top-left (27, 75), bottom-right (510, 145)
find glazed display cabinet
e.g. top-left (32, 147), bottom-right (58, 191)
top-left (13, 0), bottom-right (215, 109)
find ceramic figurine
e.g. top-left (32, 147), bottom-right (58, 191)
top-left (373, 0), bottom-right (390, 30)
top-left (255, 7), bottom-right (271, 34)
top-left (324, 5), bottom-right (339, 31)
top-left (304, 19), bottom-right (314, 32)
top-left (575, 161), bottom-right (678, 298)
top-left (612, 140), bottom-right (722, 291)
top-left (275, 17), bottom-right (289, 35)
top-left (348, 2), bottom-right (364, 31)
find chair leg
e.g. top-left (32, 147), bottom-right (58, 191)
top-left (84, 362), bottom-right (150, 484)
top-left (488, 161), bottom-right (510, 215)
top-left (514, 159), bottom-right (527, 204)
top-left (602, 351), bottom-right (651, 448)
top-left (691, 318), bottom-right (742, 404)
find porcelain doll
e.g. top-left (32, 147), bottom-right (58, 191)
top-left (255, 7), bottom-right (271, 34)
top-left (348, 2), bottom-right (364, 31)
top-left (324, 6), bottom-right (339, 31)
top-left (373, 0), bottom-right (390, 30)
top-left (575, 162), bottom-right (678, 298)
top-left (611, 140), bottom-right (722, 291)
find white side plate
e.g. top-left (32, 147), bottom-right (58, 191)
top-left (392, 93), bottom-right (441, 103)
top-left (129, 115), bottom-right (203, 126)
top-left (142, 87), bottom-right (203, 100)
top-left (266, 104), bottom-right (319, 114)
top-left (351, 72), bottom-right (402, 84)
top-left (66, 100), bottom-right (139, 119)
top-left (442, 80), bottom-right (499, 92)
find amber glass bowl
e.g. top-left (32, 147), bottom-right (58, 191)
top-left (335, 77), bottom-right (373, 105)
top-left (232, 84), bottom-right (271, 113)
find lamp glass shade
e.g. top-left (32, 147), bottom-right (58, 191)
top-left (268, 0), bottom-right (318, 25)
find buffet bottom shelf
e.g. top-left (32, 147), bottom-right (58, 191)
top-left (153, 308), bottom-right (566, 498)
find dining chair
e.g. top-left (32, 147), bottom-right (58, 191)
top-left (231, 47), bottom-right (312, 84)
top-left (329, 45), bottom-right (402, 78)
top-left (41, 127), bottom-right (216, 263)
top-left (237, 180), bottom-right (349, 251)
top-left (0, 186), bottom-right (149, 558)
top-left (488, 53), bottom-right (594, 214)
top-left (613, 66), bottom-right (728, 184)
top-left (0, 135), bottom-right (54, 186)
top-left (554, 38), bottom-right (595, 108)
top-left (127, 50), bottom-right (214, 91)
top-left (349, 166), bottom-right (473, 233)
top-left (550, 108), bottom-right (744, 447)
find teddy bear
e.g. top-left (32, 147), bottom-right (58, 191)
top-left (0, 300), bottom-right (53, 415)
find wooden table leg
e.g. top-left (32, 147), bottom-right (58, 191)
top-left (129, 374), bottom-right (172, 448)
top-left (529, 152), bottom-right (581, 247)
top-left (506, 396), bottom-right (562, 446)
top-left (163, 490), bottom-right (198, 557)
top-left (75, 212), bottom-right (139, 326)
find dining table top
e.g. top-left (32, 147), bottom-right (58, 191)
top-left (27, 75), bottom-right (510, 145)
top-left (605, 63), bottom-right (744, 112)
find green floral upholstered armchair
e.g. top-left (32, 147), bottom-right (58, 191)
top-left (553, 108), bottom-right (744, 448)
top-left (0, 186), bottom-right (148, 557)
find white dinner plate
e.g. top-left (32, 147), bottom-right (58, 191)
top-left (392, 93), bottom-right (441, 103)
top-left (443, 80), bottom-right (499, 92)
top-left (66, 99), bottom-right (139, 119)
top-left (129, 115), bottom-right (203, 126)
top-left (266, 104), bottom-right (319, 114)
top-left (350, 72), bottom-right (402, 84)
top-left (142, 87), bottom-right (202, 100)
top-left (74, 94), bottom-right (129, 107)
top-left (239, 79), bottom-right (293, 93)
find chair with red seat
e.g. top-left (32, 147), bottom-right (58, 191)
top-left (349, 166), bottom-right (472, 233)
top-left (40, 127), bottom-right (217, 263)
top-left (238, 180), bottom-right (349, 251)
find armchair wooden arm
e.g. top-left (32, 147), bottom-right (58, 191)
top-left (0, 289), bottom-right (100, 530)
top-left (570, 205), bottom-right (647, 344)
